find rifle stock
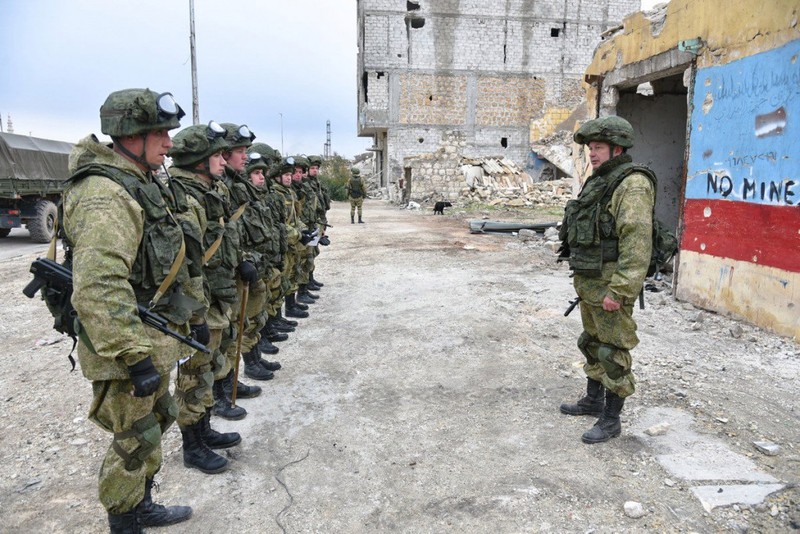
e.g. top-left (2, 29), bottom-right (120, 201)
top-left (25, 257), bottom-right (210, 354)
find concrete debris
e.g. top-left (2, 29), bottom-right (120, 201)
top-left (623, 501), bottom-right (646, 518)
top-left (406, 201), bottom-right (421, 210)
top-left (517, 229), bottom-right (538, 241)
top-left (645, 422), bottom-right (671, 436)
top-left (753, 441), bottom-right (781, 456)
top-left (543, 227), bottom-right (560, 241)
top-left (730, 324), bottom-right (744, 339)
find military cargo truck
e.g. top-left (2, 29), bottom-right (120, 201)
top-left (0, 132), bottom-right (73, 243)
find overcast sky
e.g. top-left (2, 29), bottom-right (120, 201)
top-left (1, 1), bottom-right (662, 159)
top-left (0, 0), bottom-right (365, 158)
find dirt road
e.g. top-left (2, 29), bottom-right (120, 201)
top-left (2, 200), bottom-right (798, 533)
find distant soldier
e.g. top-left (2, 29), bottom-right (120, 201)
top-left (558, 116), bottom-right (655, 444)
top-left (347, 166), bottom-right (367, 223)
top-left (62, 89), bottom-right (193, 532)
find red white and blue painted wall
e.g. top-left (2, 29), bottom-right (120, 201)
top-left (581, 0), bottom-right (799, 338)
top-left (678, 40), bottom-right (799, 338)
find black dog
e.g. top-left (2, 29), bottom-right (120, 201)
top-left (433, 201), bottom-right (452, 215)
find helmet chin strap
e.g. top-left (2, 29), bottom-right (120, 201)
top-left (117, 132), bottom-right (159, 170)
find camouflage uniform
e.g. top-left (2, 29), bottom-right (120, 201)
top-left (559, 115), bottom-right (654, 445)
top-left (347, 167), bottom-right (367, 222)
top-left (63, 89), bottom-right (196, 530)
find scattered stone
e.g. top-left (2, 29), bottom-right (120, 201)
top-left (543, 227), bottom-right (559, 241)
top-left (645, 422), bottom-right (671, 436)
top-left (70, 438), bottom-right (89, 446)
top-left (518, 228), bottom-right (538, 241)
top-left (715, 417), bottom-right (729, 424)
top-left (664, 478), bottom-right (676, 487)
top-left (753, 440), bottom-right (781, 456)
top-left (623, 501), bottom-right (646, 518)
top-left (691, 322), bottom-right (703, 331)
top-left (730, 324), bottom-right (744, 338)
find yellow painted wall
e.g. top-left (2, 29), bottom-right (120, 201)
top-left (677, 250), bottom-right (800, 339)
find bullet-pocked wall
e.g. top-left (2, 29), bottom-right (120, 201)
top-left (581, 0), bottom-right (800, 338)
top-left (356, 0), bottom-right (641, 194)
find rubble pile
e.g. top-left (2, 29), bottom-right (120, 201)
top-left (460, 156), bottom-right (572, 208)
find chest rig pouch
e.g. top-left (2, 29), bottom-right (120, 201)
top-left (70, 164), bottom-right (194, 325)
top-left (559, 156), bottom-right (656, 277)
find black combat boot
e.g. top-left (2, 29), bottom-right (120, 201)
top-left (276, 308), bottom-right (298, 327)
top-left (285, 293), bottom-right (309, 318)
top-left (559, 378), bottom-right (605, 417)
top-left (199, 408), bottom-right (241, 449)
top-left (358, 216), bottom-right (364, 223)
top-left (108, 510), bottom-right (141, 534)
top-left (310, 272), bottom-right (324, 288)
top-left (257, 334), bottom-right (280, 355)
top-left (269, 316), bottom-right (295, 333)
top-left (351, 214), bottom-right (355, 224)
top-left (307, 279), bottom-right (322, 291)
top-left (581, 390), bottom-right (625, 444)
top-left (236, 381), bottom-right (262, 399)
top-left (212, 373), bottom-right (247, 420)
top-left (262, 323), bottom-right (289, 342)
top-left (299, 284), bottom-right (319, 301)
top-left (297, 287), bottom-right (316, 305)
top-left (243, 347), bottom-right (275, 380)
top-left (137, 478), bottom-right (193, 527)
top-left (180, 422), bottom-right (229, 474)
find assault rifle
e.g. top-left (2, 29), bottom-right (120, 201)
top-left (564, 296), bottom-right (581, 317)
top-left (314, 220), bottom-right (332, 229)
top-left (24, 257), bottom-right (210, 354)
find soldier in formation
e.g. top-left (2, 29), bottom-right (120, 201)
top-left (53, 88), bottom-right (334, 533)
top-left (347, 166), bottom-right (367, 223)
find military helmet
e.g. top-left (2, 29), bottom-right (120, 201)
top-left (169, 121), bottom-right (230, 168)
top-left (268, 157), bottom-right (296, 179)
top-left (220, 123), bottom-right (256, 149)
top-left (292, 155), bottom-right (309, 170)
top-left (350, 166), bottom-right (360, 176)
top-left (245, 152), bottom-right (270, 175)
top-left (573, 116), bottom-right (634, 148)
top-left (307, 155), bottom-right (323, 167)
top-left (249, 142), bottom-right (281, 165)
top-left (100, 88), bottom-right (185, 137)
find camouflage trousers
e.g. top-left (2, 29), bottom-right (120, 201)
top-left (175, 328), bottom-right (229, 426)
top-left (88, 373), bottom-right (177, 514)
top-left (577, 299), bottom-right (638, 398)
top-left (350, 197), bottom-right (363, 217)
top-left (298, 246), bottom-right (314, 285)
top-left (265, 266), bottom-right (283, 317)
top-left (225, 279), bottom-right (267, 366)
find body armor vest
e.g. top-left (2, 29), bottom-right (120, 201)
top-left (224, 169), bottom-right (276, 263)
top-left (68, 164), bottom-right (197, 324)
top-left (560, 155), bottom-right (656, 277)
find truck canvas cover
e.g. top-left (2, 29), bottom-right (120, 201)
top-left (0, 132), bottom-right (73, 196)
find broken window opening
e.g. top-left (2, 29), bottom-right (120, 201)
top-left (376, 71), bottom-right (385, 79)
top-left (428, 95), bottom-right (434, 102)
top-left (407, 1), bottom-right (420, 11)
top-left (418, 137), bottom-right (425, 143)
top-left (361, 72), bottom-right (369, 103)
top-left (550, 28), bottom-right (560, 37)
top-left (409, 17), bottom-right (425, 29)
top-left (503, 44), bottom-right (507, 64)
top-left (501, 137), bottom-right (508, 148)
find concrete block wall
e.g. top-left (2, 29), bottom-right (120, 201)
top-left (357, 0), bottom-right (640, 187)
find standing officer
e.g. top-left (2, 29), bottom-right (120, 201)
top-left (62, 89), bottom-right (194, 532)
top-left (557, 116), bottom-right (655, 444)
top-left (347, 166), bottom-right (367, 223)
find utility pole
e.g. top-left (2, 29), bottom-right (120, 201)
top-left (279, 113), bottom-right (284, 155)
top-left (324, 120), bottom-right (332, 159)
top-left (189, 0), bottom-right (200, 125)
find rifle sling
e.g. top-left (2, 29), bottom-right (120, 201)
top-left (203, 202), bottom-right (247, 265)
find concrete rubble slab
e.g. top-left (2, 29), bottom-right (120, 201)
top-left (632, 407), bottom-right (784, 509)
top-left (690, 484), bottom-right (786, 513)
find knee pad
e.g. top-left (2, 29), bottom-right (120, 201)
top-left (177, 366), bottom-right (213, 404)
top-left (596, 343), bottom-right (629, 380)
top-left (153, 392), bottom-right (178, 434)
top-left (113, 413), bottom-right (160, 472)
top-left (577, 332), bottom-right (599, 365)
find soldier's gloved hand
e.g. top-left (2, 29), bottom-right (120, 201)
top-left (299, 231), bottom-right (314, 245)
top-left (237, 261), bottom-right (259, 285)
top-left (190, 322), bottom-right (211, 346)
top-left (127, 356), bottom-right (161, 397)
top-left (319, 235), bottom-right (330, 246)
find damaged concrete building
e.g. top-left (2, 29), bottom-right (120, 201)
top-left (356, 0), bottom-right (640, 200)
top-left (578, 0), bottom-right (799, 338)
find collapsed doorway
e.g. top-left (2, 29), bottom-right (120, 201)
top-left (617, 72), bottom-right (688, 235)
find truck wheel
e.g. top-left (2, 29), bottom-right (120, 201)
top-left (27, 200), bottom-right (58, 243)
top-left (0, 228), bottom-right (10, 238)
